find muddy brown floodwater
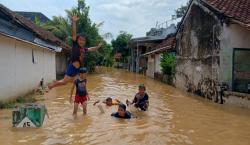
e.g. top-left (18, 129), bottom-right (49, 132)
top-left (0, 68), bottom-right (250, 145)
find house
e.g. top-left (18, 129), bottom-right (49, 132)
top-left (142, 36), bottom-right (176, 78)
top-left (15, 11), bottom-right (51, 24)
top-left (175, 0), bottom-right (250, 107)
top-left (15, 11), bottom-right (71, 78)
top-left (0, 4), bottom-right (70, 101)
top-left (129, 24), bottom-right (176, 74)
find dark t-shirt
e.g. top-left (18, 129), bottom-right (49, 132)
top-left (71, 40), bottom-right (88, 64)
top-left (111, 111), bottom-right (131, 119)
top-left (75, 78), bottom-right (88, 96)
top-left (132, 93), bottom-right (149, 105)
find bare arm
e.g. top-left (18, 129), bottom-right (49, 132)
top-left (115, 99), bottom-right (121, 103)
top-left (72, 16), bottom-right (79, 42)
top-left (87, 43), bottom-right (102, 52)
top-left (93, 100), bottom-right (100, 106)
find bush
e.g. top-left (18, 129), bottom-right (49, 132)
top-left (160, 52), bottom-right (176, 75)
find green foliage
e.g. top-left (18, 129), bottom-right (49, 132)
top-left (41, 0), bottom-right (114, 72)
top-left (160, 52), bottom-right (176, 75)
top-left (43, 16), bottom-right (71, 42)
top-left (34, 16), bottom-right (41, 26)
top-left (172, 3), bottom-right (188, 20)
top-left (111, 31), bottom-right (132, 62)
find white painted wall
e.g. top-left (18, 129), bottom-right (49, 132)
top-left (154, 54), bottom-right (162, 74)
top-left (0, 35), bottom-right (56, 101)
top-left (220, 24), bottom-right (250, 89)
top-left (146, 55), bottom-right (155, 78)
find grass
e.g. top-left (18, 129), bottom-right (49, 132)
top-left (0, 94), bottom-right (37, 109)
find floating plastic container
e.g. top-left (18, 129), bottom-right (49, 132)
top-left (12, 103), bottom-right (48, 128)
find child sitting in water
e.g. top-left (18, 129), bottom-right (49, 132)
top-left (111, 103), bottom-right (131, 119)
top-left (93, 97), bottom-right (120, 106)
top-left (126, 84), bottom-right (149, 111)
top-left (69, 67), bottom-right (90, 116)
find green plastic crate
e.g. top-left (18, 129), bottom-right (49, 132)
top-left (12, 103), bottom-right (48, 128)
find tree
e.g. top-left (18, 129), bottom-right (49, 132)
top-left (41, 0), bottom-right (113, 72)
top-left (43, 16), bottom-right (71, 43)
top-left (34, 16), bottom-right (41, 26)
top-left (172, 3), bottom-right (189, 20)
top-left (111, 31), bottom-right (132, 63)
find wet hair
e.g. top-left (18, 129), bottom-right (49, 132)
top-left (119, 103), bottom-right (126, 111)
top-left (79, 67), bottom-right (87, 73)
top-left (138, 84), bottom-right (146, 90)
top-left (106, 97), bottom-right (112, 102)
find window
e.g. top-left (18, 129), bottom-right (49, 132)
top-left (233, 48), bottom-right (250, 93)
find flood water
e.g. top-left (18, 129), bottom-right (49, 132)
top-left (0, 68), bottom-right (250, 145)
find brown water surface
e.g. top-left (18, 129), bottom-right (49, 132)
top-left (0, 68), bottom-right (250, 145)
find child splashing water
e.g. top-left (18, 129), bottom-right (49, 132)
top-left (93, 97), bottom-right (121, 106)
top-left (48, 16), bottom-right (102, 90)
top-left (69, 67), bottom-right (89, 117)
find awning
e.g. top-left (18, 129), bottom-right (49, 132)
top-left (142, 46), bottom-right (172, 56)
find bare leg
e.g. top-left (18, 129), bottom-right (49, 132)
top-left (48, 75), bottom-right (74, 90)
top-left (82, 101), bottom-right (87, 115)
top-left (73, 102), bottom-right (79, 118)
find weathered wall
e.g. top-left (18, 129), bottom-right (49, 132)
top-left (154, 53), bottom-right (162, 74)
top-left (175, 4), bottom-right (222, 102)
top-left (56, 52), bottom-right (68, 76)
top-left (220, 24), bottom-right (250, 90)
top-left (146, 55), bottom-right (155, 78)
top-left (0, 35), bottom-right (56, 101)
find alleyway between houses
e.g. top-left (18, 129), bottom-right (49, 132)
top-left (0, 68), bottom-right (250, 145)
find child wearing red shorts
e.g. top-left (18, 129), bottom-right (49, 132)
top-left (69, 67), bottom-right (89, 116)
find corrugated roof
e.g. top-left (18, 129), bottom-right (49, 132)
top-left (0, 4), bottom-right (70, 50)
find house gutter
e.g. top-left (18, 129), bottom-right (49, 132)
top-left (142, 45), bottom-right (172, 56)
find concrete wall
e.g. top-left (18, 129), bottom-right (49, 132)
top-left (220, 24), bottom-right (250, 90)
top-left (175, 3), bottom-right (223, 102)
top-left (0, 35), bottom-right (56, 101)
top-left (223, 91), bottom-right (250, 108)
top-left (146, 55), bottom-right (155, 78)
top-left (154, 53), bottom-right (162, 74)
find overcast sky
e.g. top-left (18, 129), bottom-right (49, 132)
top-left (0, 0), bottom-right (188, 38)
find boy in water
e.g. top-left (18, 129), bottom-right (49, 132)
top-left (69, 67), bottom-right (89, 116)
top-left (48, 16), bottom-right (102, 90)
top-left (111, 103), bottom-right (131, 119)
top-left (93, 97), bottom-right (120, 106)
top-left (93, 97), bottom-right (121, 113)
top-left (126, 84), bottom-right (149, 111)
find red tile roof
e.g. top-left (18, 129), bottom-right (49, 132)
top-left (203, 0), bottom-right (250, 26)
top-left (142, 37), bottom-right (176, 56)
top-left (155, 37), bottom-right (176, 50)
